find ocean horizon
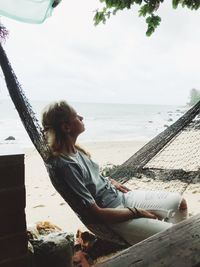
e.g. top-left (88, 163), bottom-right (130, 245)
top-left (0, 98), bottom-right (187, 149)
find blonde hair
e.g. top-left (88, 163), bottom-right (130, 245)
top-left (42, 100), bottom-right (90, 157)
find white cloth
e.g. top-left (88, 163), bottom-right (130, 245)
top-left (110, 190), bottom-right (183, 245)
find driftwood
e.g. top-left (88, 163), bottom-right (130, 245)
top-left (96, 214), bottom-right (200, 267)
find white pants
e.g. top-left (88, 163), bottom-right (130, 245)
top-left (110, 190), bottom-right (183, 245)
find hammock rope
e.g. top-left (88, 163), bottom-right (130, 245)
top-left (1, 35), bottom-right (199, 244)
top-left (0, 43), bottom-right (50, 162)
top-left (0, 41), bottom-right (128, 245)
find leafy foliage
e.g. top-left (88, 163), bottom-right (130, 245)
top-left (94, 0), bottom-right (200, 36)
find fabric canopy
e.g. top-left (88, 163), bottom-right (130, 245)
top-left (0, 0), bottom-right (62, 24)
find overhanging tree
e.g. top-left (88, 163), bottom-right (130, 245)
top-left (94, 0), bottom-right (200, 36)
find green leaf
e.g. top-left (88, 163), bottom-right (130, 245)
top-left (94, 11), bottom-right (106, 26)
top-left (145, 14), bottom-right (161, 36)
top-left (139, 4), bottom-right (150, 17)
top-left (173, 0), bottom-right (181, 8)
top-left (135, 0), bottom-right (142, 4)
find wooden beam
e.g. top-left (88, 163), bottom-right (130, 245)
top-left (0, 152), bottom-right (28, 266)
top-left (96, 214), bottom-right (200, 267)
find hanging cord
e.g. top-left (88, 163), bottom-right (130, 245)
top-left (0, 24), bottom-right (51, 162)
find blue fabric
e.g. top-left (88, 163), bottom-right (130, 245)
top-left (49, 151), bottom-right (123, 208)
top-left (0, 0), bottom-right (61, 24)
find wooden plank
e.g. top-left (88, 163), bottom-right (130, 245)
top-left (0, 232), bottom-right (28, 262)
top-left (0, 154), bottom-right (24, 188)
top-left (0, 154), bottom-right (24, 165)
top-left (0, 211), bottom-right (26, 237)
top-left (96, 214), bottom-right (200, 267)
top-left (0, 255), bottom-right (28, 267)
top-left (0, 186), bottom-right (25, 212)
top-left (0, 152), bottom-right (27, 266)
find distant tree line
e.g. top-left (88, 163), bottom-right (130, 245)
top-left (188, 88), bottom-right (200, 106)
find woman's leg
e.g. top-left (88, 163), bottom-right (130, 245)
top-left (110, 190), bottom-right (187, 245)
top-left (167, 198), bottom-right (188, 223)
top-left (110, 217), bottom-right (172, 245)
top-left (122, 190), bottom-right (185, 221)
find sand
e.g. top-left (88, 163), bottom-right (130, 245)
top-left (24, 140), bottom-right (200, 235)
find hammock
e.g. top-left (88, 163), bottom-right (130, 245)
top-left (111, 102), bottom-right (200, 195)
top-left (0, 34), bottom-right (199, 246)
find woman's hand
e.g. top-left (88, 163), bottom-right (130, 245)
top-left (109, 178), bottom-right (131, 193)
top-left (136, 209), bottom-right (161, 220)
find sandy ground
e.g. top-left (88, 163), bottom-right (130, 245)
top-left (24, 140), bottom-right (200, 235)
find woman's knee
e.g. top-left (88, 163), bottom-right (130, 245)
top-left (179, 198), bottom-right (187, 211)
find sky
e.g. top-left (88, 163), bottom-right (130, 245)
top-left (0, 0), bottom-right (200, 105)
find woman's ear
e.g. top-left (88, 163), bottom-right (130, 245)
top-left (61, 123), bottom-right (70, 133)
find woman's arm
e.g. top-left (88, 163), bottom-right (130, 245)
top-left (89, 203), bottom-right (159, 224)
top-left (109, 177), bottom-right (131, 193)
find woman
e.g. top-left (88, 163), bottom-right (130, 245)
top-left (42, 100), bottom-right (188, 245)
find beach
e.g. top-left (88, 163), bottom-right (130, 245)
top-left (25, 139), bottom-right (200, 234)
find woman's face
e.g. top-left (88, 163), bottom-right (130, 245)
top-left (68, 108), bottom-right (85, 137)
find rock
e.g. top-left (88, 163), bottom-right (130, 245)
top-left (30, 232), bottom-right (74, 267)
top-left (4, 136), bottom-right (15, 141)
top-left (192, 190), bottom-right (198, 194)
top-left (164, 124), bottom-right (169, 128)
top-left (168, 118), bottom-right (173, 122)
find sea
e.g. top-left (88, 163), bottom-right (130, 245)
top-left (0, 98), bottom-right (187, 149)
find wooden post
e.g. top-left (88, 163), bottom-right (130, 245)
top-left (96, 214), bottom-right (200, 267)
top-left (0, 148), bottom-right (28, 267)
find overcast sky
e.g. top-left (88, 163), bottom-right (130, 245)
top-left (0, 0), bottom-right (200, 105)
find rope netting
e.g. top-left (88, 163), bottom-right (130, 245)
top-left (0, 33), bottom-right (199, 243)
top-left (146, 124), bottom-right (200, 171)
top-left (111, 103), bottom-right (200, 194)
